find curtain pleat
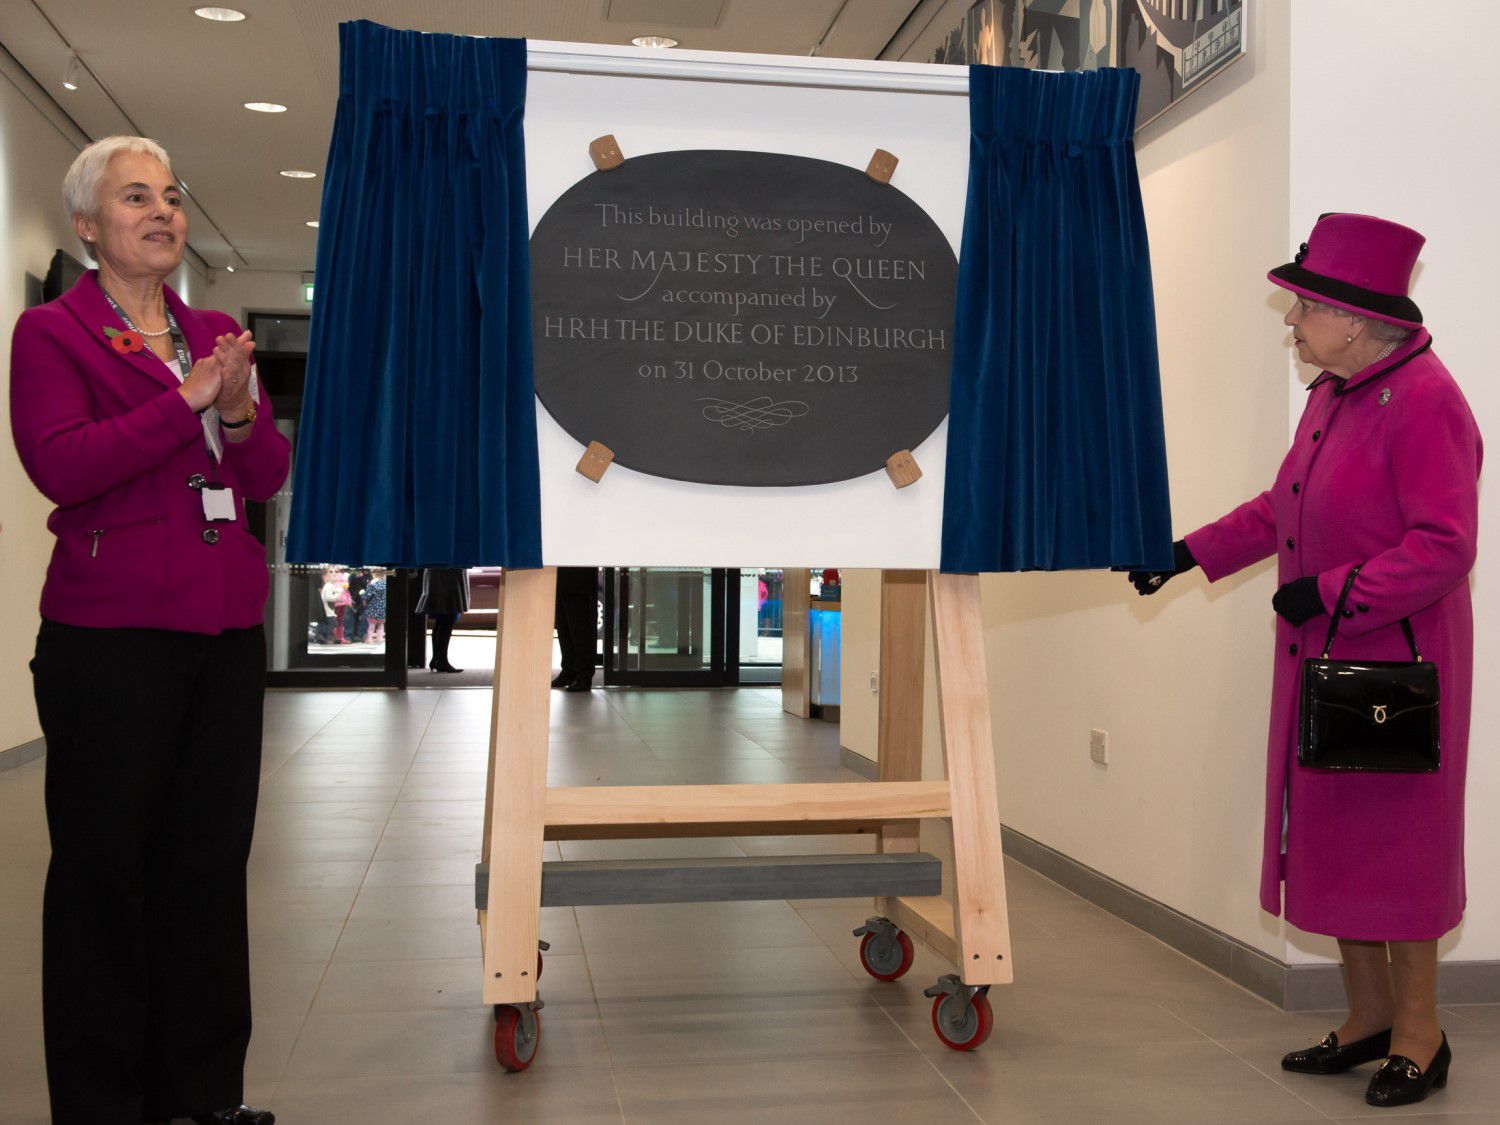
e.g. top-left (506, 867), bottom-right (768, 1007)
top-left (287, 20), bottom-right (541, 568)
top-left (940, 66), bottom-right (1173, 573)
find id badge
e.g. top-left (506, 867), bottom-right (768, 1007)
top-left (202, 483), bottom-right (237, 523)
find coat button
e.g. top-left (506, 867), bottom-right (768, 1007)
top-left (1312, 430), bottom-right (1322, 441)
top-left (1342, 609), bottom-right (1354, 619)
top-left (202, 529), bottom-right (219, 545)
top-left (1290, 644), bottom-right (1299, 656)
top-left (1286, 537), bottom-right (1295, 549)
top-left (1357, 602), bottom-right (1369, 613)
top-left (1291, 482), bottom-right (1300, 494)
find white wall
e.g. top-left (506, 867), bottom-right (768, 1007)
top-left (201, 268), bottom-right (308, 323)
top-left (0, 67), bottom-right (200, 752)
top-left (1284, 0), bottom-right (1500, 964)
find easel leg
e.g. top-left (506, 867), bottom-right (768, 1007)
top-left (481, 566), bottom-right (557, 1005)
top-left (929, 571), bottom-right (1012, 985)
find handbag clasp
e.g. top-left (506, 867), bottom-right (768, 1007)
top-left (1372, 705), bottom-right (1388, 724)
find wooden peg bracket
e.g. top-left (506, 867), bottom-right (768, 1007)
top-left (885, 449), bottom-right (921, 489)
top-left (576, 441), bottom-right (615, 482)
top-left (866, 148), bottom-right (899, 184)
top-left (589, 134), bottom-right (625, 171)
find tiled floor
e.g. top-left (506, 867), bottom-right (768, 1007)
top-left (2, 686), bottom-right (1498, 1123)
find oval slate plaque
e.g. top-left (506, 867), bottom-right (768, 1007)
top-left (531, 150), bottom-right (956, 486)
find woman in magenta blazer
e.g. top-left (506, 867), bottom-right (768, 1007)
top-left (9, 136), bottom-right (288, 1125)
top-left (1131, 214), bottom-right (1481, 1110)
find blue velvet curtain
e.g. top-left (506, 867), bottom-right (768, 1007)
top-left (287, 21), bottom-right (541, 568)
top-left (940, 66), bottom-right (1173, 573)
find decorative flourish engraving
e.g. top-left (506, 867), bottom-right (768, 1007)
top-left (697, 396), bottom-right (810, 434)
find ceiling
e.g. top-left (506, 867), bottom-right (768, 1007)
top-left (1, 0), bottom-right (975, 274)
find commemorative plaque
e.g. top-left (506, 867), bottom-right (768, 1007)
top-left (530, 150), bottom-right (957, 487)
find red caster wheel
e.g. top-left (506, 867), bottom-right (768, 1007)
top-left (857, 927), bottom-right (915, 981)
top-left (494, 1003), bottom-right (541, 1071)
top-left (926, 976), bottom-right (994, 1051)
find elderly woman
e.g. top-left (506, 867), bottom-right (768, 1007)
top-left (1131, 213), bottom-right (1481, 1109)
top-left (9, 136), bottom-right (287, 1125)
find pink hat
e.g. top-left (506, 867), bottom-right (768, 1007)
top-left (1268, 213), bottom-right (1424, 328)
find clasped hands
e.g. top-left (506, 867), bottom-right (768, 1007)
top-left (177, 330), bottom-right (257, 421)
top-left (1128, 539), bottom-right (1327, 625)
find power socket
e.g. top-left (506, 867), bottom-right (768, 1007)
top-left (1089, 729), bottom-right (1109, 766)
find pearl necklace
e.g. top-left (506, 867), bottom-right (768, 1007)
top-left (100, 287), bottom-right (171, 336)
top-left (1374, 340), bottom-right (1399, 362)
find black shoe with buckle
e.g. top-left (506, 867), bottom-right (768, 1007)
top-left (1365, 1033), bottom-right (1451, 1107)
top-left (1281, 1028), bottom-right (1393, 1075)
top-left (192, 1106), bottom-right (276, 1125)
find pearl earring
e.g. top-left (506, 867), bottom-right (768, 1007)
top-left (1346, 335), bottom-right (1353, 343)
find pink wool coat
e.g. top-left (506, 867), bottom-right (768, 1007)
top-left (10, 272), bottom-right (290, 634)
top-left (1185, 329), bottom-right (1481, 941)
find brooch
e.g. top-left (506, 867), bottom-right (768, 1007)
top-left (1379, 388), bottom-right (1392, 406)
top-left (103, 326), bottom-right (144, 354)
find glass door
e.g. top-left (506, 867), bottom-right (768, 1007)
top-left (603, 568), bottom-right (784, 687)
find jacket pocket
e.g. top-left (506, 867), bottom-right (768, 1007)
top-left (83, 516), bottom-right (166, 559)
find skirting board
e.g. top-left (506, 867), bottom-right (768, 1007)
top-left (1000, 825), bottom-right (1500, 1010)
top-left (840, 746), bottom-right (878, 779)
top-left (0, 738), bottom-right (44, 774)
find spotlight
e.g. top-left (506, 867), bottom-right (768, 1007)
top-left (244, 102), bottom-right (287, 113)
top-left (631, 36), bottom-right (678, 48)
top-left (194, 7), bottom-right (247, 21)
top-left (306, 220), bottom-right (319, 228)
top-left (279, 170), bottom-right (317, 179)
top-left (63, 52), bottom-right (80, 91)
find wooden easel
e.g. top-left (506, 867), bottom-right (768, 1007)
top-left (478, 567), bottom-right (1011, 1063)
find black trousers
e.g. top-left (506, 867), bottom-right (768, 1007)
top-left (554, 567), bottom-right (598, 680)
top-left (31, 621), bottom-right (266, 1125)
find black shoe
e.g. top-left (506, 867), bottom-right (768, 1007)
top-left (551, 672), bottom-right (571, 688)
top-left (564, 676), bottom-right (593, 692)
top-left (193, 1106), bottom-right (276, 1125)
top-left (1366, 1033), bottom-right (1450, 1107)
top-left (429, 660), bottom-right (463, 674)
top-left (1281, 1028), bottom-right (1393, 1074)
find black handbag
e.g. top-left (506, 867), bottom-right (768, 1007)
top-left (1297, 565), bottom-right (1440, 772)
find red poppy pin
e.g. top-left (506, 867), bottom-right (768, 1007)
top-left (103, 326), bottom-right (144, 354)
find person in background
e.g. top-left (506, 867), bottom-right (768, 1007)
top-left (417, 566), bottom-right (469, 673)
top-left (317, 567), bottom-right (340, 645)
top-left (1129, 214), bottom-right (1480, 1110)
top-left (344, 566), bottom-right (370, 643)
top-left (364, 568), bottom-right (389, 644)
top-left (10, 135), bottom-right (286, 1125)
top-left (553, 566), bottom-right (599, 692)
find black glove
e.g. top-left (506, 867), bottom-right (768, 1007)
top-left (1128, 540), bottom-right (1196, 596)
top-left (1272, 576), bottom-right (1326, 625)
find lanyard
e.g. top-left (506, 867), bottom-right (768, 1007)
top-left (101, 288), bottom-right (221, 470)
top-left (101, 289), bottom-right (193, 378)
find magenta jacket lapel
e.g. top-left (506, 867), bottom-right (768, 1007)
top-left (58, 270), bottom-right (199, 393)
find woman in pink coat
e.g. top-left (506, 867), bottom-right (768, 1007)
top-left (1130, 214), bottom-right (1481, 1110)
top-left (9, 136), bottom-right (286, 1125)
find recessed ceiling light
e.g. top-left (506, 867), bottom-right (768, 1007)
top-left (632, 36), bottom-right (678, 48)
top-left (279, 169), bottom-right (317, 179)
top-left (194, 7), bottom-right (247, 21)
top-left (62, 52), bottom-right (80, 91)
top-left (226, 264), bottom-right (236, 272)
top-left (244, 101), bottom-right (287, 113)
top-left (305, 220), bottom-right (319, 228)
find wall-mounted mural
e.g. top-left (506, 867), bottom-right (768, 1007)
top-left (931, 0), bottom-right (1246, 129)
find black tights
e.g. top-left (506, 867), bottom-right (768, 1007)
top-left (429, 612), bottom-right (459, 667)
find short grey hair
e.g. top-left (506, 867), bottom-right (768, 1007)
top-left (63, 135), bottom-right (174, 257)
top-left (1302, 297), bottom-right (1414, 345)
